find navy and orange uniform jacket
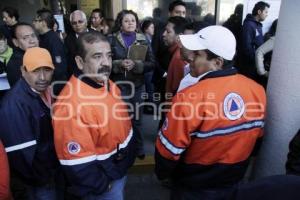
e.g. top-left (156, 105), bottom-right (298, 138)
top-left (53, 71), bottom-right (136, 197)
top-left (0, 140), bottom-right (10, 200)
top-left (0, 78), bottom-right (59, 186)
top-left (155, 68), bottom-right (266, 189)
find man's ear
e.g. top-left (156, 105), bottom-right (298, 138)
top-left (214, 57), bottom-right (224, 70)
top-left (20, 65), bottom-right (26, 76)
top-left (257, 10), bottom-right (262, 16)
top-left (12, 38), bottom-right (19, 48)
top-left (75, 56), bottom-right (84, 70)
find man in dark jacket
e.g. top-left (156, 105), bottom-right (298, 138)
top-left (0, 47), bottom-right (60, 199)
top-left (64, 10), bottom-right (93, 77)
top-left (33, 8), bottom-right (68, 96)
top-left (240, 1), bottom-right (269, 81)
top-left (0, 7), bottom-right (19, 48)
top-left (6, 23), bottom-right (39, 87)
top-left (286, 129), bottom-right (300, 175)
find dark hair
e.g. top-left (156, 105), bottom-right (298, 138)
top-left (152, 7), bottom-right (162, 18)
top-left (167, 16), bottom-right (188, 34)
top-left (77, 31), bottom-right (109, 59)
top-left (91, 8), bottom-right (105, 18)
top-left (0, 32), bottom-right (6, 40)
top-left (265, 19), bottom-right (278, 41)
top-left (203, 13), bottom-right (215, 25)
top-left (252, 1), bottom-right (270, 16)
top-left (268, 19), bottom-right (278, 37)
top-left (205, 49), bottom-right (233, 68)
top-left (113, 10), bottom-right (139, 33)
top-left (184, 21), bottom-right (210, 33)
top-left (36, 8), bottom-right (55, 29)
top-left (169, 0), bottom-right (187, 12)
top-left (141, 19), bottom-right (154, 33)
top-left (234, 4), bottom-right (243, 16)
top-left (2, 7), bottom-right (19, 21)
top-left (12, 22), bottom-right (35, 39)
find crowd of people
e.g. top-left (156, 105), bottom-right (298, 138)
top-left (0, 1), bottom-right (299, 200)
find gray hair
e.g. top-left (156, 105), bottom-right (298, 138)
top-left (70, 10), bottom-right (87, 22)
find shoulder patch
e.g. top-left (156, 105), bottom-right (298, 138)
top-left (223, 92), bottom-right (245, 121)
top-left (67, 141), bottom-right (81, 155)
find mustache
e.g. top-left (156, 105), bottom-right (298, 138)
top-left (36, 81), bottom-right (50, 85)
top-left (97, 66), bottom-right (111, 74)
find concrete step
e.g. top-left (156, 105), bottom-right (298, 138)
top-left (129, 155), bottom-right (155, 174)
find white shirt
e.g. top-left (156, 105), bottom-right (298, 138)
top-left (177, 71), bottom-right (212, 92)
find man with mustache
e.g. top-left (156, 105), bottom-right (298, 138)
top-left (0, 47), bottom-right (60, 199)
top-left (53, 31), bottom-right (136, 199)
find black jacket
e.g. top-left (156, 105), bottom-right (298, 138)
top-left (6, 47), bottom-right (24, 87)
top-left (0, 24), bottom-right (15, 48)
top-left (39, 30), bottom-right (68, 95)
top-left (64, 29), bottom-right (96, 77)
top-left (151, 21), bottom-right (172, 86)
top-left (0, 78), bottom-right (59, 185)
top-left (64, 31), bottom-right (78, 77)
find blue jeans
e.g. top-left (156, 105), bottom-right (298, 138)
top-left (27, 183), bottom-right (57, 200)
top-left (83, 176), bottom-right (127, 200)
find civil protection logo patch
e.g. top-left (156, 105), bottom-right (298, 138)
top-left (67, 141), bottom-right (81, 155)
top-left (223, 93), bottom-right (245, 120)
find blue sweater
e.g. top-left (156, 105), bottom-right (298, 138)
top-left (242, 14), bottom-right (264, 63)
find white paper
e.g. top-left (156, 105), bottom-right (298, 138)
top-left (54, 14), bottom-right (65, 33)
top-left (0, 73), bottom-right (10, 90)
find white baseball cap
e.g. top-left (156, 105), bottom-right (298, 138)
top-left (179, 25), bottom-right (236, 60)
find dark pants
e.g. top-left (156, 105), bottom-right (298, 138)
top-left (170, 186), bottom-right (236, 200)
top-left (10, 169), bottom-right (65, 200)
top-left (120, 84), bottom-right (145, 156)
top-left (0, 90), bottom-right (8, 100)
top-left (144, 71), bottom-right (155, 103)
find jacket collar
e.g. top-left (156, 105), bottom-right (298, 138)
top-left (19, 77), bottom-right (51, 104)
top-left (74, 69), bottom-right (110, 90)
top-left (199, 67), bottom-right (238, 82)
top-left (19, 77), bottom-right (45, 99)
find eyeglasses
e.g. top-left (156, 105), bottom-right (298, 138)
top-left (71, 20), bottom-right (85, 26)
top-left (33, 19), bottom-right (42, 23)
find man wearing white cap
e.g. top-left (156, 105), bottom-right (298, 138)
top-left (155, 26), bottom-right (266, 200)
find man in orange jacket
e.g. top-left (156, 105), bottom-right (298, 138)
top-left (53, 32), bottom-right (136, 199)
top-left (155, 26), bottom-right (266, 200)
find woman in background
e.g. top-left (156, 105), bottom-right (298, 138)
top-left (108, 10), bottom-right (155, 159)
